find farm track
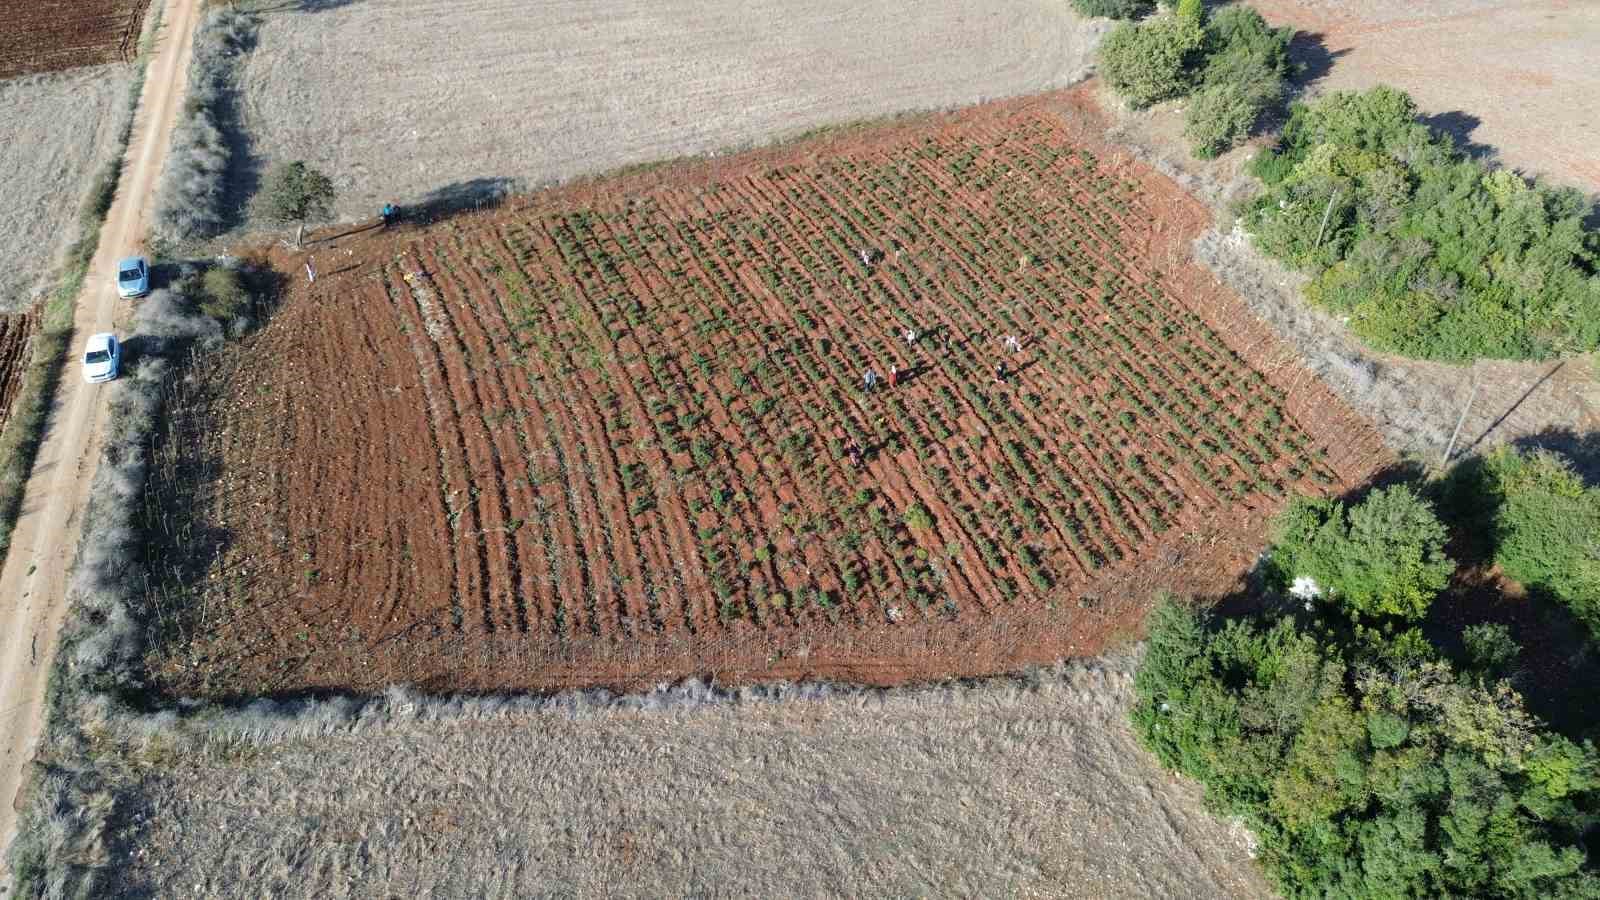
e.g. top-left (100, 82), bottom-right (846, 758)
top-left (149, 88), bottom-right (1392, 698)
top-left (0, 0), bottom-right (201, 870)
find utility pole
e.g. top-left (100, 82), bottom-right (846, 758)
top-left (1441, 365), bottom-right (1481, 467)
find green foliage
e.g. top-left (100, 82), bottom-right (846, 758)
top-left (1244, 87), bottom-right (1600, 361)
top-left (1269, 485), bottom-right (1454, 621)
top-left (198, 266), bottom-right (251, 322)
top-left (1446, 447), bottom-right (1600, 630)
top-left (258, 160), bottom-right (336, 224)
top-left (1462, 622), bottom-right (1520, 678)
top-left (1097, 13), bottom-right (1205, 108)
top-left (1184, 6), bottom-right (1292, 157)
top-left (1067, 0), bottom-right (1153, 19)
top-left (1132, 597), bottom-right (1600, 898)
top-left (902, 503), bottom-right (934, 530)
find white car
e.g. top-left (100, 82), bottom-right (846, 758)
top-left (82, 333), bottom-right (121, 384)
top-left (116, 256), bottom-right (149, 299)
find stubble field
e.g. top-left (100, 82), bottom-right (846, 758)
top-left (234, 0), bottom-right (1107, 223)
top-left (147, 92), bottom-right (1390, 698)
top-left (107, 658), bottom-right (1271, 898)
top-left (0, 65), bottom-right (135, 312)
top-left (0, 0), bottom-right (147, 79)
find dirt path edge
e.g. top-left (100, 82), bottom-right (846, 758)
top-left (0, 0), bottom-right (203, 877)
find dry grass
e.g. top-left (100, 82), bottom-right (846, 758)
top-left (0, 65), bottom-right (134, 312)
top-left (105, 656), bottom-right (1270, 898)
top-left (232, 0), bottom-right (1108, 223)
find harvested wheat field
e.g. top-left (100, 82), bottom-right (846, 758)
top-left (0, 0), bottom-right (148, 79)
top-left (0, 64), bottom-right (134, 311)
top-left (235, 0), bottom-right (1107, 222)
top-left (108, 657), bottom-right (1271, 898)
top-left (148, 90), bottom-right (1390, 698)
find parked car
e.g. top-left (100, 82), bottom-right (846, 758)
top-left (115, 255), bottom-right (149, 299)
top-left (82, 333), bottom-right (121, 384)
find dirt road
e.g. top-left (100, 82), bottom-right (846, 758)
top-left (0, 0), bottom-right (201, 869)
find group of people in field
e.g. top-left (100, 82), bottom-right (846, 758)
top-left (846, 325), bottom-right (1028, 469)
top-left (860, 330), bottom-right (1026, 395)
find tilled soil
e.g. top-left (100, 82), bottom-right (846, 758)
top-left (0, 0), bottom-right (147, 79)
top-left (149, 89), bottom-right (1392, 697)
top-left (0, 308), bottom-right (39, 432)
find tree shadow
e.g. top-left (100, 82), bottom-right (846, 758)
top-left (410, 177), bottom-right (524, 226)
top-left (1511, 426), bottom-right (1600, 489)
top-left (1285, 31), bottom-right (1349, 88)
top-left (1418, 110), bottom-right (1498, 163)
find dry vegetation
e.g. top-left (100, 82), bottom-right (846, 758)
top-left (103, 656), bottom-right (1270, 898)
top-left (0, 65), bottom-right (135, 312)
top-left (233, 0), bottom-right (1109, 223)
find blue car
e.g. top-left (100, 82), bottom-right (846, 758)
top-left (116, 256), bottom-right (149, 299)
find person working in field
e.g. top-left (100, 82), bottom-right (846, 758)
top-left (381, 203), bottom-right (398, 227)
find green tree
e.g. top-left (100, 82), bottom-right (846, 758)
top-left (1270, 485), bottom-right (1454, 621)
top-left (258, 160), bottom-right (336, 225)
top-left (1097, 12), bottom-right (1205, 108)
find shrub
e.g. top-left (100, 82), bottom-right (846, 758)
top-left (1244, 86), bottom-right (1600, 361)
top-left (1462, 622), bottom-right (1520, 677)
top-left (1097, 13), bottom-right (1205, 108)
top-left (257, 160), bottom-right (336, 225)
top-left (1184, 80), bottom-right (1270, 158)
top-left (1453, 448), bottom-right (1600, 629)
top-left (902, 503), bottom-right (934, 531)
top-left (1269, 484), bottom-right (1453, 621)
top-left (1132, 595), bottom-right (1600, 898)
top-left (1068, 0), bottom-right (1153, 18)
top-left (152, 9), bottom-right (257, 243)
top-left (1068, 0), bottom-right (1158, 17)
top-left (199, 266), bottom-right (251, 322)
top-left (1184, 6), bottom-right (1292, 157)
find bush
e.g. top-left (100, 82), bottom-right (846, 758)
top-left (1462, 622), bottom-right (1520, 677)
top-left (1448, 448), bottom-right (1600, 629)
top-left (1244, 86), bottom-right (1600, 361)
top-left (1132, 595), bottom-right (1600, 898)
top-left (1068, 0), bottom-right (1153, 18)
top-left (199, 266), bottom-right (250, 322)
top-left (1183, 6), bottom-right (1292, 157)
top-left (1097, 13), bottom-right (1205, 108)
top-left (152, 9), bottom-right (257, 243)
top-left (1184, 79), bottom-right (1271, 158)
top-left (1269, 485), bottom-right (1453, 621)
top-left (257, 160), bottom-right (336, 225)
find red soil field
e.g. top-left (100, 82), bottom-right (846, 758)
top-left (0, 0), bottom-right (147, 80)
top-left (0, 309), bottom-right (39, 433)
top-left (148, 89), bottom-right (1392, 697)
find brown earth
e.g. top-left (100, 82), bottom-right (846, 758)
top-left (0, 309), bottom-right (39, 431)
top-left (0, 0), bottom-right (148, 80)
top-left (148, 87), bottom-right (1392, 698)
